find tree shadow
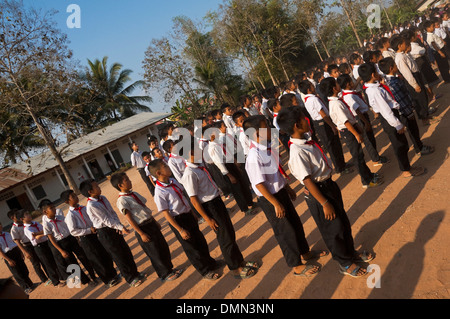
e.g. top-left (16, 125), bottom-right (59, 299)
top-left (367, 210), bottom-right (445, 299)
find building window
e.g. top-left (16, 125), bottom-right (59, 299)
top-left (32, 185), bottom-right (47, 200)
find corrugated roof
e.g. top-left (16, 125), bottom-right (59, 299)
top-left (0, 112), bottom-right (172, 191)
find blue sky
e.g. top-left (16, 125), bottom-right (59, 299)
top-left (24, 0), bottom-right (224, 113)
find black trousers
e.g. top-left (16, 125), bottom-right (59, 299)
top-left (357, 112), bottom-right (380, 163)
top-left (433, 49), bottom-right (450, 82)
top-left (33, 241), bottom-right (61, 286)
top-left (257, 188), bottom-right (310, 268)
top-left (138, 168), bottom-right (155, 196)
top-left (340, 128), bottom-right (374, 185)
top-left (304, 178), bottom-right (356, 268)
top-left (51, 236), bottom-right (93, 284)
top-left (405, 72), bottom-right (429, 120)
top-left (78, 233), bottom-right (117, 284)
top-left (379, 110), bottom-right (411, 172)
top-left (201, 196), bottom-right (244, 270)
top-left (399, 113), bottom-right (423, 154)
top-left (4, 247), bottom-right (33, 290)
top-left (205, 162), bottom-right (231, 196)
top-left (96, 227), bottom-right (139, 284)
top-left (314, 120), bottom-right (346, 173)
top-left (170, 212), bottom-right (217, 276)
top-left (22, 243), bottom-right (48, 283)
top-left (224, 162), bottom-right (254, 213)
top-left (135, 219), bottom-right (173, 279)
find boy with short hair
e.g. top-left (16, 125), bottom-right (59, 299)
top-left (81, 179), bottom-right (146, 287)
top-left (61, 190), bottom-right (120, 288)
top-left (277, 106), bottom-right (375, 278)
top-left (359, 63), bottom-right (426, 178)
top-left (424, 20), bottom-right (450, 83)
top-left (243, 115), bottom-right (327, 277)
top-left (149, 159), bottom-right (221, 280)
top-left (111, 172), bottom-right (183, 282)
top-left (182, 137), bottom-right (259, 279)
top-left (131, 141), bottom-right (155, 196)
top-left (378, 57), bottom-right (435, 156)
top-left (0, 222), bottom-right (35, 294)
top-left (40, 200), bottom-right (97, 286)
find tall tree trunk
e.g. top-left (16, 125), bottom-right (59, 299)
top-left (250, 31), bottom-right (278, 87)
top-left (310, 35), bottom-right (324, 61)
top-left (315, 28), bottom-right (331, 58)
top-left (339, 0), bottom-right (363, 48)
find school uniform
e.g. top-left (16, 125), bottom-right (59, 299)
top-left (167, 153), bottom-right (186, 183)
top-left (426, 32), bottom-right (450, 82)
top-left (43, 214), bottom-right (94, 284)
top-left (341, 90), bottom-right (381, 163)
top-left (0, 231), bottom-right (34, 291)
top-left (131, 150), bottom-right (155, 196)
top-left (222, 114), bottom-right (238, 135)
top-left (328, 97), bottom-right (374, 186)
top-left (395, 52), bottom-right (429, 120)
top-left (245, 140), bottom-right (309, 268)
top-left (66, 205), bottom-right (117, 285)
top-left (217, 133), bottom-right (254, 214)
top-left (23, 222), bottom-right (61, 286)
top-left (410, 41), bottom-right (440, 86)
top-left (364, 82), bottom-right (410, 172)
top-left (199, 139), bottom-right (231, 197)
top-left (86, 195), bottom-right (140, 284)
top-left (154, 178), bottom-right (217, 276)
top-left (10, 222), bottom-right (48, 283)
top-left (182, 161), bottom-right (244, 271)
top-left (288, 137), bottom-right (356, 268)
top-left (382, 49), bottom-right (396, 59)
top-left (384, 75), bottom-right (424, 154)
top-left (304, 94), bottom-right (346, 173)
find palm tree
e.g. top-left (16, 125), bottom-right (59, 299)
top-left (82, 57), bottom-right (153, 126)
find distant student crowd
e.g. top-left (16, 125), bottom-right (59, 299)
top-left (1, 6), bottom-right (449, 296)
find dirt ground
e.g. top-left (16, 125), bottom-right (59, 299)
top-left (2, 78), bottom-right (449, 301)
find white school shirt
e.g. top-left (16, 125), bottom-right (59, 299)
top-left (116, 192), bottom-right (153, 226)
top-left (207, 140), bottom-right (229, 175)
top-left (304, 94), bottom-right (329, 121)
top-left (131, 151), bottom-right (146, 169)
top-left (382, 49), bottom-right (396, 59)
top-left (395, 52), bottom-right (419, 88)
top-left (426, 32), bottom-right (445, 50)
top-left (328, 96), bottom-right (356, 130)
top-left (238, 127), bottom-right (250, 157)
top-left (86, 196), bottom-right (124, 231)
top-left (219, 132), bottom-right (240, 157)
top-left (443, 20), bottom-right (450, 32)
top-left (352, 64), bottom-right (361, 80)
top-left (10, 223), bottom-right (30, 245)
top-left (341, 90), bottom-right (369, 116)
top-left (154, 178), bottom-right (191, 217)
top-left (364, 82), bottom-right (403, 131)
top-left (222, 114), bottom-right (237, 133)
top-left (168, 154), bottom-right (187, 183)
top-left (244, 106), bottom-right (259, 116)
top-left (181, 161), bottom-right (220, 203)
top-left (65, 205), bottom-right (94, 237)
top-left (261, 98), bottom-right (270, 117)
top-left (41, 208), bottom-right (64, 229)
top-left (198, 139), bottom-right (214, 164)
top-left (0, 232), bottom-right (17, 253)
top-left (435, 27), bottom-right (447, 40)
top-left (43, 214), bottom-right (71, 241)
top-left (273, 113), bottom-right (280, 130)
top-left (23, 222), bottom-right (48, 246)
top-left (245, 140), bottom-right (286, 197)
top-left (410, 42), bottom-right (426, 59)
top-left (288, 137), bottom-right (332, 185)
top-left (323, 72), bottom-right (330, 78)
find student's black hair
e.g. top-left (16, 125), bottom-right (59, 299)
top-left (376, 37), bottom-right (390, 50)
top-left (147, 159), bottom-right (164, 178)
top-left (280, 93), bottom-right (295, 109)
top-left (141, 151), bottom-right (151, 159)
top-left (328, 64), bottom-right (339, 74)
top-left (390, 35), bottom-right (406, 52)
top-left (220, 103), bottom-right (231, 113)
top-left (349, 52), bottom-right (361, 65)
top-left (338, 63), bottom-right (351, 74)
top-left (147, 135), bottom-right (158, 146)
top-left (7, 209), bottom-right (19, 220)
top-left (362, 50), bottom-right (378, 63)
top-left (242, 115), bottom-right (267, 140)
top-left (267, 98), bottom-right (279, 112)
top-left (277, 106), bottom-right (305, 136)
top-left (378, 57), bottom-right (395, 75)
top-left (110, 172), bottom-right (127, 191)
top-left (151, 148), bottom-right (161, 156)
top-left (162, 139), bottom-right (175, 154)
top-left (211, 120), bottom-right (224, 129)
top-left (79, 179), bottom-right (95, 198)
top-left (320, 77), bottom-right (338, 97)
top-left (239, 94), bottom-right (250, 106)
top-left (15, 209), bottom-right (27, 221)
top-left (298, 80), bottom-right (314, 95)
top-left (232, 110), bottom-right (246, 123)
top-left (60, 189), bottom-right (75, 203)
top-left (38, 199), bottom-right (53, 211)
top-left (337, 74), bottom-right (354, 90)
top-left (358, 63), bottom-right (377, 83)
top-left (210, 109), bottom-right (221, 118)
top-left (313, 71), bottom-right (323, 84)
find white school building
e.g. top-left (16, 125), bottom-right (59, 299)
top-left (0, 112), bottom-right (172, 226)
